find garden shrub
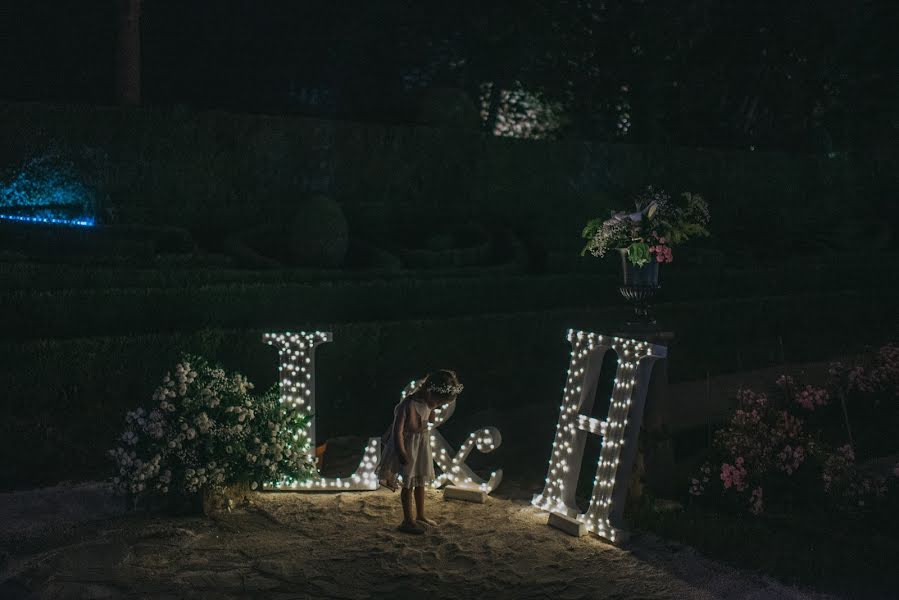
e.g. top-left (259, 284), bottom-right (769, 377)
top-left (288, 194), bottom-right (348, 267)
top-left (0, 144), bottom-right (107, 224)
top-left (3, 292), bottom-right (896, 491)
top-left (416, 87), bottom-right (481, 130)
top-left (110, 354), bottom-right (316, 506)
top-left (397, 222), bottom-right (493, 268)
top-left (689, 344), bottom-right (899, 518)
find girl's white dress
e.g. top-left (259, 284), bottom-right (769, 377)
top-left (378, 397), bottom-right (435, 489)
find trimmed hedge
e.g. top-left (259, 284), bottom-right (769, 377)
top-left (2, 289), bottom-right (896, 490)
top-left (1, 274), bottom-right (614, 340)
top-left (1, 102), bottom-right (892, 261)
top-left (2, 255), bottom-right (897, 341)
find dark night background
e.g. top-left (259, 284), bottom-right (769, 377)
top-left (0, 2), bottom-right (898, 597)
top-left (2, 1), bottom-right (897, 151)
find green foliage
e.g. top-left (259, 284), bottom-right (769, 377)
top-left (654, 193), bottom-right (712, 246)
top-left (0, 102), bottom-right (882, 266)
top-left (288, 194), bottom-right (349, 268)
top-left (627, 242), bottom-right (651, 267)
top-left (582, 187), bottom-right (710, 265)
top-left (109, 354), bottom-right (315, 502)
top-left (3, 282), bottom-right (897, 491)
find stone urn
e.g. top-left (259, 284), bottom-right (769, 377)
top-left (618, 248), bottom-right (660, 326)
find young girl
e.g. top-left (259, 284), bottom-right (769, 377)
top-left (377, 369), bottom-right (463, 534)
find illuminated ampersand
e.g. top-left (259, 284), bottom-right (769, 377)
top-left (399, 380), bottom-right (503, 493)
top-left (533, 330), bottom-right (666, 543)
top-left (263, 331), bottom-right (380, 491)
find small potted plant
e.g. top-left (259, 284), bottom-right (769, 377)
top-left (582, 186), bottom-right (710, 325)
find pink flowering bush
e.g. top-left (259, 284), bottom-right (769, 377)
top-left (827, 344), bottom-right (899, 458)
top-left (109, 355), bottom-right (315, 505)
top-left (689, 344), bottom-right (899, 517)
top-left (690, 386), bottom-right (821, 515)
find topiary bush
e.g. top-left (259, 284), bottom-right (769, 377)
top-left (0, 144), bottom-right (107, 225)
top-left (397, 222), bottom-right (493, 268)
top-left (416, 87), bottom-right (481, 130)
top-left (288, 194), bottom-right (349, 267)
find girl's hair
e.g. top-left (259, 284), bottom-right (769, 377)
top-left (423, 369), bottom-right (463, 398)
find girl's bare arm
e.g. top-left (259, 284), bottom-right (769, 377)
top-left (393, 401), bottom-right (409, 463)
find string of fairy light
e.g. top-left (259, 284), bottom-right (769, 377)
top-left (263, 331), bottom-right (381, 491)
top-left (532, 329), bottom-right (665, 543)
top-left (262, 331), bottom-right (502, 494)
top-left (402, 380), bottom-right (503, 493)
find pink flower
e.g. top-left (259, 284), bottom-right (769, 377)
top-left (720, 460), bottom-right (748, 491)
top-left (650, 244), bottom-right (673, 263)
top-left (775, 374), bottom-right (795, 389)
top-left (736, 389), bottom-right (768, 408)
top-left (689, 477), bottom-right (704, 496)
top-left (838, 444), bottom-right (855, 462)
top-left (777, 444), bottom-right (806, 475)
top-left (795, 385), bottom-right (829, 411)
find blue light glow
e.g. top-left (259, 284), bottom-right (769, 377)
top-left (1, 150), bottom-right (98, 227)
top-left (0, 213), bottom-right (95, 227)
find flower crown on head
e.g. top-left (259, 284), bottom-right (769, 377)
top-left (426, 380), bottom-right (464, 397)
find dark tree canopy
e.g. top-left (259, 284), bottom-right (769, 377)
top-left (0, 0), bottom-right (895, 151)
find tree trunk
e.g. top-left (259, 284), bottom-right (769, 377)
top-left (115, 0), bottom-right (141, 105)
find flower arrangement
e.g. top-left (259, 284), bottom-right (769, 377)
top-left (581, 186), bottom-right (710, 266)
top-left (109, 355), bottom-right (315, 505)
top-left (689, 344), bottom-right (899, 516)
